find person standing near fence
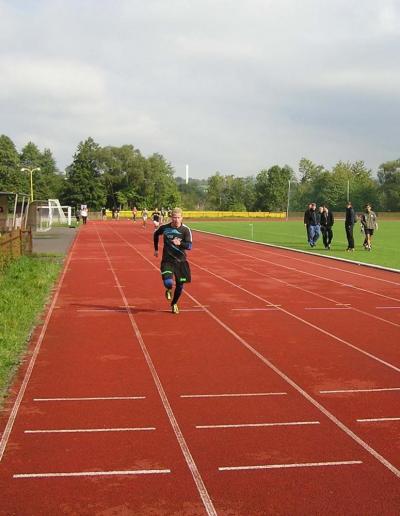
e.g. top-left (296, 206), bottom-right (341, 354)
top-left (345, 201), bottom-right (356, 251)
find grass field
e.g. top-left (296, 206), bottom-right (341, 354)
top-left (189, 219), bottom-right (400, 270)
top-left (0, 255), bottom-right (62, 404)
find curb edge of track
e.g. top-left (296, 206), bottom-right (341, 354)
top-left (193, 229), bottom-right (400, 275)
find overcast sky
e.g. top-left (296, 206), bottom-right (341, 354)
top-left (1, 0), bottom-right (399, 179)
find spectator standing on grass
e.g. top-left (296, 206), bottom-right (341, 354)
top-left (320, 205), bottom-right (334, 250)
top-left (75, 207), bottom-right (81, 225)
top-left (308, 203), bottom-right (320, 247)
top-left (153, 207), bottom-right (192, 315)
top-left (304, 203), bottom-right (312, 243)
top-left (345, 201), bottom-right (356, 251)
top-left (360, 203), bottom-right (378, 251)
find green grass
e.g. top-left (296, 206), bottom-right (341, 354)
top-left (0, 255), bottom-right (63, 404)
top-left (189, 220), bottom-right (400, 270)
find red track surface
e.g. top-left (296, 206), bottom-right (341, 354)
top-left (1, 221), bottom-right (399, 515)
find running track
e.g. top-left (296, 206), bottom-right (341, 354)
top-left (0, 220), bottom-right (399, 515)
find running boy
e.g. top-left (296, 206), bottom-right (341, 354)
top-left (153, 207), bottom-right (192, 314)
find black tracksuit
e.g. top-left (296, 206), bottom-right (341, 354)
top-left (345, 207), bottom-right (356, 249)
top-left (320, 210), bottom-right (334, 248)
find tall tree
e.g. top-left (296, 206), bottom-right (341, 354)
top-left (377, 159), bottom-right (400, 211)
top-left (61, 137), bottom-right (106, 209)
top-left (0, 135), bottom-right (22, 193)
top-left (255, 165), bottom-right (293, 211)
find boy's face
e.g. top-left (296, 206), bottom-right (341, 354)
top-left (171, 213), bottom-right (182, 227)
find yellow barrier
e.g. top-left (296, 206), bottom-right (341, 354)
top-left (107, 210), bottom-right (285, 219)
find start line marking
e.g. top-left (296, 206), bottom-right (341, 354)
top-left (320, 387), bottom-right (400, 394)
top-left (197, 421), bottom-right (320, 429)
top-left (181, 392), bottom-right (287, 398)
top-left (14, 469), bottom-right (171, 479)
top-left (34, 396), bottom-right (146, 402)
top-left (357, 417), bottom-right (400, 423)
top-left (219, 460), bottom-right (363, 472)
top-left (25, 427), bottom-right (155, 434)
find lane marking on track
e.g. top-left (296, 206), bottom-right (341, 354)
top-left (209, 241), bottom-right (400, 304)
top-left (320, 387), bottom-right (400, 394)
top-left (376, 306), bottom-right (400, 309)
top-left (304, 307), bottom-right (351, 310)
top-left (33, 396), bottom-right (146, 401)
top-left (111, 227), bottom-right (400, 480)
top-left (96, 227), bottom-right (218, 516)
top-left (218, 460), bottom-right (363, 472)
top-left (24, 427), bottom-right (156, 434)
top-left (76, 308), bottom-right (129, 313)
top-left (231, 307), bottom-right (280, 311)
top-left (179, 293), bottom-right (400, 479)
top-left (0, 231), bottom-right (78, 462)
top-left (191, 262), bottom-right (400, 374)
top-left (14, 469), bottom-right (171, 479)
top-left (357, 417), bottom-right (400, 423)
top-left (196, 421), bottom-right (320, 429)
top-left (181, 392), bottom-right (287, 398)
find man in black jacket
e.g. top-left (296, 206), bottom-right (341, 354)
top-left (345, 201), bottom-right (356, 251)
top-left (320, 205), bottom-right (334, 249)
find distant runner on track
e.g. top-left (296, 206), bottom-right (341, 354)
top-left (153, 207), bottom-right (192, 314)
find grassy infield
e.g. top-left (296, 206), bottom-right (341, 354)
top-left (0, 219), bottom-right (398, 407)
top-left (190, 219), bottom-right (400, 270)
top-left (0, 256), bottom-right (62, 404)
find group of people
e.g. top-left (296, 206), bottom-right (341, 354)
top-left (303, 203), bottom-right (334, 249)
top-left (304, 202), bottom-right (378, 251)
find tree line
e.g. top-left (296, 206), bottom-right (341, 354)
top-left (1, 134), bottom-right (399, 212)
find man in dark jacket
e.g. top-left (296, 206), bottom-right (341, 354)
top-left (320, 205), bottom-right (334, 249)
top-left (345, 201), bottom-right (356, 251)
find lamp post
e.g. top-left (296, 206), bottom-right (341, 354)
top-left (21, 167), bottom-right (41, 202)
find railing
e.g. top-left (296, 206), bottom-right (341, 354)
top-left (0, 228), bottom-right (32, 272)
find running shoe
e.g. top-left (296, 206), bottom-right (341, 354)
top-left (165, 289), bottom-right (172, 301)
top-left (171, 304), bottom-right (179, 314)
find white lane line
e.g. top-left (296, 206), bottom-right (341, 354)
top-left (181, 292), bottom-right (400, 479)
top-left (181, 392), bottom-right (287, 398)
top-left (0, 233), bottom-right (77, 462)
top-left (357, 417), bottom-right (400, 423)
top-left (232, 308), bottom-right (280, 311)
top-left (14, 469), bottom-right (171, 479)
top-left (304, 307), bottom-right (351, 310)
top-left (219, 460), bottom-right (363, 472)
top-left (376, 306), bottom-right (400, 309)
top-left (97, 227), bottom-right (218, 516)
top-left (77, 309), bottom-right (128, 313)
top-left (196, 421), bottom-right (320, 429)
top-left (34, 396), bottom-right (146, 402)
top-left (192, 261), bottom-right (400, 374)
top-left (25, 427), bottom-right (155, 434)
top-left (321, 387), bottom-right (400, 394)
